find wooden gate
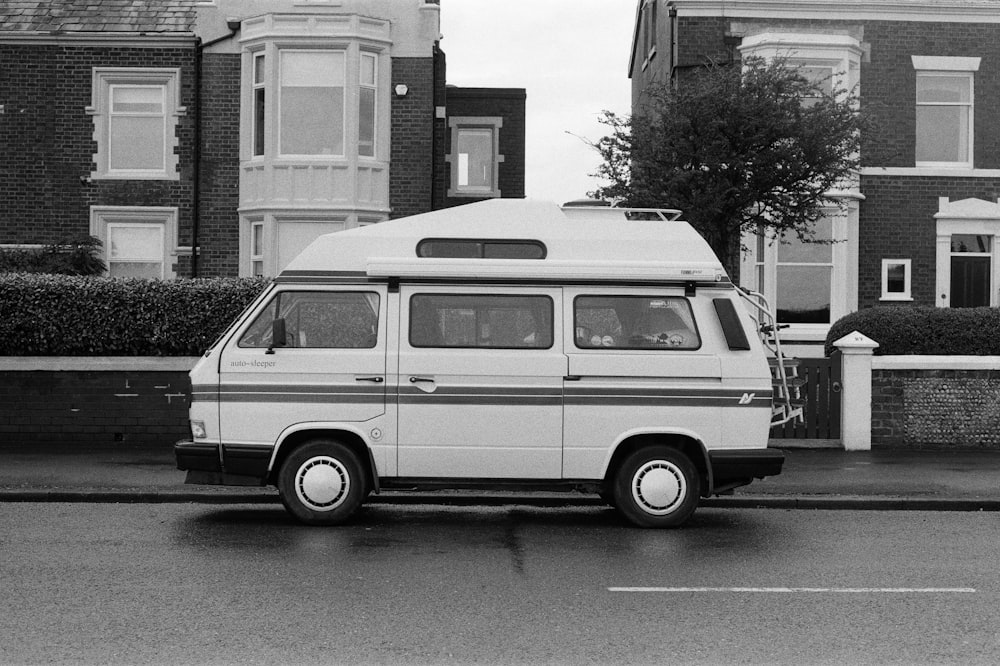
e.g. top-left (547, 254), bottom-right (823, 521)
top-left (770, 352), bottom-right (842, 440)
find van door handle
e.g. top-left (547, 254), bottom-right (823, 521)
top-left (356, 376), bottom-right (384, 383)
top-left (409, 376), bottom-right (434, 383)
top-left (564, 375), bottom-right (582, 381)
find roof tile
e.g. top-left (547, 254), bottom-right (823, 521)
top-left (0, 0), bottom-right (197, 33)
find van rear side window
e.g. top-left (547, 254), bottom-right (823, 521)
top-left (410, 294), bottom-right (553, 349)
top-left (574, 295), bottom-right (700, 350)
top-left (239, 291), bottom-right (380, 349)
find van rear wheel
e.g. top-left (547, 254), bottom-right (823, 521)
top-left (613, 446), bottom-right (700, 528)
top-left (278, 440), bottom-right (365, 525)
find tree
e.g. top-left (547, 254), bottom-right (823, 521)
top-left (590, 56), bottom-right (872, 277)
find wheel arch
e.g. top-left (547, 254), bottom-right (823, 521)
top-left (267, 425), bottom-right (379, 493)
top-left (603, 431), bottom-right (714, 497)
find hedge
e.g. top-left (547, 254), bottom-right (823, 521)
top-left (0, 274), bottom-right (270, 356)
top-left (0, 237), bottom-right (105, 276)
top-left (824, 306), bottom-right (1000, 356)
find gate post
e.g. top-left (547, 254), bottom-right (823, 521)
top-left (833, 331), bottom-right (879, 451)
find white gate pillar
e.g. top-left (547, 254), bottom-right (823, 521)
top-left (833, 331), bottom-right (879, 451)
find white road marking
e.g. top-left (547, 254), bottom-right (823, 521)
top-left (608, 587), bottom-right (976, 593)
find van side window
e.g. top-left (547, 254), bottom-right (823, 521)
top-left (410, 294), bottom-right (553, 349)
top-left (239, 291), bottom-right (380, 349)
top-left (574, 295), bottom-right (700, 350)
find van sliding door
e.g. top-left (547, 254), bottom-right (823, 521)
top-left (396, 286), bottom-right (566, 479)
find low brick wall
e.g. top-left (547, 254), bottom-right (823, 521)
top-left (871, 357), bottom-right (1000, 448)
top-left (0, 358), bottom-right (198, 449)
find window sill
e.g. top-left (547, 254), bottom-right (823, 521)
top-left (879, 295), bottom-right (914, 302)
top-left (861, 166), bottom-right (1000, 178)
top-left (447, 189), bottom-right (501, 199)
top-left (92, 172), bottom-right (179, 181)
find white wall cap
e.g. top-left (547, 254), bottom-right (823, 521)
top-left (833, 330), bottom-right (879, 350)
top-left (872, 355), bottom-right (1000, 371)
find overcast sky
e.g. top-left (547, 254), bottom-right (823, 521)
top-left (439, 1), bottom-right (636, 205)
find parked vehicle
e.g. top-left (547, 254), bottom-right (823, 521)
top-left (175, 199), bottom-right (794, 527)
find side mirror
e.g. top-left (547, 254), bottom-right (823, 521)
top-left (266, 318), bottom-right (287, 355)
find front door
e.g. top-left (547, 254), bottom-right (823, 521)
top-left (218, 286), bottom-right (388, 450)
top-left (950, 234), bottom-right (992, 308)
top-left (396, 286), bottom-right (565, 478)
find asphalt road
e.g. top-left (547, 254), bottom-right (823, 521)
top-left (2, 503), bottom-right (998, 665)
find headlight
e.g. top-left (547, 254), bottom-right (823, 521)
top-left (190, 420), bottom-right (207, 439)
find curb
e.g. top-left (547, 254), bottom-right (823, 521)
top-left (2, 489), bottom-right (1000, 511)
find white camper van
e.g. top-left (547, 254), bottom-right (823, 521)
top-left (175, 200), bottom-right (798, 528)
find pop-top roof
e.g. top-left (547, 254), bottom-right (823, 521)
top-left (281, 199), bottom-right (727, 284)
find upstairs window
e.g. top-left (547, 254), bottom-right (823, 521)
top-left (279, 50), bottom-right (345, 156)
top-left (253, 53), bottom-right (266, 157)
top-left (447, 117), bottom-right (504, 198)
top-left (641, 0), bottom-right (658, 69)
top-left (88, 68), bottom-right (183, 180)
top-left (912, 57), bottom-right (980, 168)
top-left (359, 53), bottom-right (377, 158)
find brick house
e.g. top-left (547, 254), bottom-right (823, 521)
top-left (0, 0), bottom-right (525, 278)
top-left (630, 0), bottom-right (1000, 356)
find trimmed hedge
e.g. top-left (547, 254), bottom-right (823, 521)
top-left (0, 237), bottom-right (105, 276)
top-left (0, 274), bottom-right (270, 356)
top-left (824, 306), bottom-right (1000, 356)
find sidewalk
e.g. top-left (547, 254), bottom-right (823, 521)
top-left (2, 445), bottom-right (999, 510)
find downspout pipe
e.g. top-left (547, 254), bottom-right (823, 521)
top-left (193, 19), bottom-right (241, 276)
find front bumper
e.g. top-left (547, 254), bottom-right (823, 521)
top-left (174, 440), bottom-right (267, 487)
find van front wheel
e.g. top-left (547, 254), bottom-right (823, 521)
top-left (613, 446), bottom-right (700, 528)
top-left (278, 440), bottom-right (365, 525)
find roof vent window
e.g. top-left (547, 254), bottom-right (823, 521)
top-left (417, 239), bottom-right (546, 259)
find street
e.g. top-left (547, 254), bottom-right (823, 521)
top-left (2, 503), bottom-right (998, 665)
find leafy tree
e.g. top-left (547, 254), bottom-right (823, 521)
top-left (590, 56), bottom-right (872, 277)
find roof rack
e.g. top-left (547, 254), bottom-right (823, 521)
top-left (560, 202), bottom-right (683, 222)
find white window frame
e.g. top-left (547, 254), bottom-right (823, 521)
top-left (880, 259), bottom-right (913, 301)
top-left (358, 51), bottom-right (378, 159)
top-left (447, 117), bottom-right (504, 198)
top-left (250, 220), bottom-right (265, 277)
top-left (912, 56), bottom-right (979, 169)
top-left (641, 0), bottom-right (658, 71)
top-left (87, 68), bottom-right (184, 180)
top-left (89, 206), bottom-right (178, 279)
top-left (252, 51), bottom-right (266, 158)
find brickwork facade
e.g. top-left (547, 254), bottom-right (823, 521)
top-left (1, 2), bottom-right (526, 278)
top-left (630, 2), bottom-right (1000, 345)
top-left (389, 57), bottom-right (436, 220)
top-left (0, 44), bottom-right (197, 262)
top-left (442, 87), bottom-right (527, 209)
top-left (196, 52), bottom-right (241, 277)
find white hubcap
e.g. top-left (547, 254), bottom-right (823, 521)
top-left (632, 461), bottom-right (685, 515)
top-left (295, 456), bottom-right (349, 511)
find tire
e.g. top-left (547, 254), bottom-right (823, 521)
top-left (277, 440), bottom-right (366, 526)
top-left (612, 446), bottom-right (700, 528)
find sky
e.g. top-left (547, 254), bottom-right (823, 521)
top-left (439, 1), bottom-right (636, 205)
